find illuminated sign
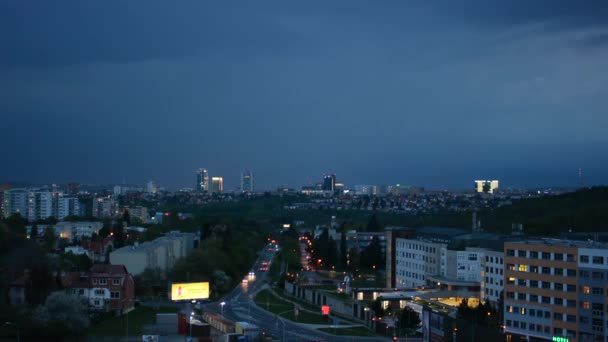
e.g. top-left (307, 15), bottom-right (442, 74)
top-left (282, 224), bottom-right (291, 228)
top-left (170, 282), bottom-right (209, 301)
top-left (552, 338), bottom-right (569, 342)
top-left (322, 305), bottom-right (330, 315)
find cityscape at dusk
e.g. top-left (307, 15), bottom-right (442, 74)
top-left (1, 1), bottom-right (608, 341)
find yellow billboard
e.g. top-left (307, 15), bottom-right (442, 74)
top-left (170, 282), bottom-right (209, 301)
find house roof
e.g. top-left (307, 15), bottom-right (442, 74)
top-left (90, 264), bottom-right (128, 276)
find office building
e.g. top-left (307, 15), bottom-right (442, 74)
top-left (394, 238), bottom-right (444, 288)
top-left (480, 249), bottom-right (505, 307)
top-left (322, 174), bottom-right (336, 191)
top-left (3, 188), bottom-right (29, 218)
top-left (474, 180), bottom-right (499, 194)
top-left (503, 239), bottom-right (608, 342)
top-left (211, 177), bottom-right (223, 193)
top-left (241, 170), bottom-right (254, 192)
top-left (196, 168), bottom-right (209, 192)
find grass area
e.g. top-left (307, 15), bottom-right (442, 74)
top-left (254, 290), bottom-right (342, 325)
top-left (86, 306), bottom-right (178, 335)
top-left (318, 326), bottom-right (371, 336)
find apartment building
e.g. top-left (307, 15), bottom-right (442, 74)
top-left (109, 231), bottom-right (198, 275)
top-left (503, 239), bottom-right (608, 342)
top-left (394, 238), bottom-right (444, 288)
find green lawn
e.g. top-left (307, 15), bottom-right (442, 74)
top-left (87, 307), bottom-right (178, 335)
top-left (318, 326), bottom-right (371, 336)
top-left (254, 290), bottom-right (339, 325)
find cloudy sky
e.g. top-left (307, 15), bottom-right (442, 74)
top-left (1, 1), bottom-right (607, 190)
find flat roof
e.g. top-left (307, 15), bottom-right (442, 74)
top-left (507, 238), bottom-right (608, 249)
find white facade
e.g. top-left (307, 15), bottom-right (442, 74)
top-left (27, 190), bottom-right (54, 221)
top-left (146, 181), bottom-right (158, 194)
top-left (92, 197), bottom-right (117, 218)
top-left (55, 221), bottom-right (103, 241)
top-left (456, 249), bottom-right (484, 282)
top-left (394, 238), bottom-right (444, 288)
top-left (57, 196), bottom-right (80, 219)
top-left (3, 188), bottom-right (29, 218)
top-left (480, 249), bottom-right (504, 307)
top-left (109, 231), bottom-right (198, 275)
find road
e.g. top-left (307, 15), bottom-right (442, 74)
top-left (203, 243), bottom-right (419, 342)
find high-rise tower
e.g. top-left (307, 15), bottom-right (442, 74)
top-left (241, 170), bottom-right (254, 193)
top-left (196, 168), bottom-right (209, 192)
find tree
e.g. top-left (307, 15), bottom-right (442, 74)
top-left (339, 231), bottom-right (347, 270)
top-left (360, 236), bottom-right (384, 270)
top-left (43, 226), bottom-right (57, 252)
top-left (5, 213), bottom-right (26, 236)
top-left (31, 292), bottom-right (90, 337)
top-left (370, 299), bottom-right (384, 318)
top-left (399, 306), bottom-right (421, 332)
top-left (366, 213), bottom-right (382, 232)
top-left (30, 224), bottom-right (39, 240)
top-left (122, 209), bottom-right (131, 225)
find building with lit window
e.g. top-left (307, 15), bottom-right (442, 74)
top-left (480, 249), bottom-right (504, 307)
top-left (196, 168), bottom-right (209, 192)
top-left (211, 177), bottom-right (223, 193)
top-left (3, 188), bottom-right (29, 218)
top-left (503, 239), bottom-right (608, 342)
top-left (322, 174), bottom-right (336, 192)
top-left (474, 180), bottom-right (499, 194)
top-left (241, 170), bottom-right (254, 192)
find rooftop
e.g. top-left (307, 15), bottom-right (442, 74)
top-left (508, 238), bottom-right (608, 249)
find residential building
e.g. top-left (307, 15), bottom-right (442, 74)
top-left (109, 231), bottom-right (198, 275)
top-left (92, 197), bottom-right (117, 218)
top-left (57, 195), bottom-right (80, 219)
top-left (27, 190), bottom-right (54, 221)
top-left (211, 177), bottom-right (223, 193)
top-left (196, 168), bottom-right (209, 192)
top-left (55, 221), bottom-right (104, 241)
top-left (3, 188), bottom-right (29, 218)
top-left (122, 206), bottom-right (149, 224)
top-left (64, 264), bottom-right (135, 313)
top-left (81, 237), bottom-right (114, 262)
top-left (241, 170), bottom-right (254, 192)
top-left (503, 239), bottom-right (608, 342)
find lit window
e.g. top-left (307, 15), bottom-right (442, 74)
top-left (518, 264), bottom-right (527, 272)
top-left (582, 286), bottom-right (590, 294)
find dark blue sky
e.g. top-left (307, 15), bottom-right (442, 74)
top-left (2, 1), bottom-right (607, 190)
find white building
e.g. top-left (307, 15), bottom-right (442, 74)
top-left (480, 249), bottom-right (504, 307)
top-left (57, 195), bottom-right (80, 219)
top-left (146, 181), bottom-right (158, 194)
top-left (394, 238), bottom-right (444, 288)
top-left (92, 197), bottom-right (117, 218)
top-left (2, 188), bottom-right (29, 218)
top-left (55, 221), bottom-right (104, 241)
top-left (27, 190), bottom-right (54, 221)
top-left (109, 231), bottom-right (198, 275)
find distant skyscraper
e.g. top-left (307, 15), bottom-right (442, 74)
top-left (241, 171), bottom-right (254, 192)
top-left (211, 177), bottom-right (224, 193)
top-left (27, 190), bottom-right (54, 221)
top-left (196, 168), bottom-right (209, 192)
top-left (146, 181), bottom-right (158, 194)
top-left (474, 180), bottom-right (499, 194)
top-left (322, 174), bottom-right (336, 191)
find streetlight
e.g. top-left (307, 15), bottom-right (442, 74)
top-left (220, 301), bottom-right (226, 316)
top-left (189, 312), bottom-right (195, 338)
top-left (4, 322), bottom-right (19, 342)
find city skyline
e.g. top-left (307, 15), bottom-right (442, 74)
top-left (2, 1), bottom-right (608, 190)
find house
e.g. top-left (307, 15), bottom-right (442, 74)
top-left (64, 264), bottom-right (135, 314)
top-left (81, 237), bottom-right (114, 262)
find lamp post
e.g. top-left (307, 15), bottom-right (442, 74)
top-left (4, 322), bottom-right (19, 342)
top-left (190, 312), bottom-right (195, 338)
top-left (220, 301), bottom-right (226, 316)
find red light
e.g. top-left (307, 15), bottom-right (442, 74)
top-left (321, 305), bottom-right (330, 315)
